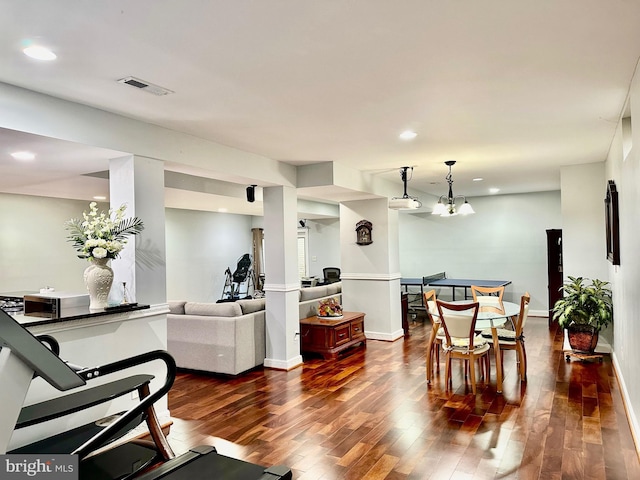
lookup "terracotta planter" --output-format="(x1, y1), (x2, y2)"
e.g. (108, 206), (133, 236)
(567, 324), (599, 353)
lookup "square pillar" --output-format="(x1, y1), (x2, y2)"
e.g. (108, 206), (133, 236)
(340, 198), (403, 341)
(262, 185), (303, 370)
(109, 155), (167, 306)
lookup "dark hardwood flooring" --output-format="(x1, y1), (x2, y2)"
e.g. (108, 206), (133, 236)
(167, 317), (640, 479)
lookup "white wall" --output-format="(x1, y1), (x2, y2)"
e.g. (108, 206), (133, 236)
(0, 196), (257, 303)
(398, 191), (562, 310)
(165, 208), (254, 302)
(560, 162), (608, 281)
(606, 66), (640, 443)
(306, 218), (340, 279)
(0, 194), (98, 293)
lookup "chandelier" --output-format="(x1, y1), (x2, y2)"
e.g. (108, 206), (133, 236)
(432, 161), (475, 216)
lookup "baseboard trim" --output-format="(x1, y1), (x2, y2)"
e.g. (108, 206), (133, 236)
(264, 355), (303, 371)
(611, 351), (640, 459)
(365, 329), (404, 342)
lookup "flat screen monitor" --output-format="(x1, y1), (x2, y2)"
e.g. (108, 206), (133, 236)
(0, 309), (85, 391)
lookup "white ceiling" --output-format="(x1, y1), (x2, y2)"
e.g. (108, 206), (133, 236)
(2, 0), (640, 214)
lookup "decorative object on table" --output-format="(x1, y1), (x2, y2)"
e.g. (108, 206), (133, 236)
(65, 202), (144, 310)
(552, 276), (613, 355)
(431, 160), (475, 217)
(355, 220), (373, 245)
(605, 180), (620, 265)
(317, 297), (343, 318)
(122, 282), (130, 304)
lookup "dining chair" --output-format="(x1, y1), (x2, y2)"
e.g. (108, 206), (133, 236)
(471, 285), (505, 314)
(423, 289), (445, 383)
(480, 292), (530, 382)
(436, 300), (490, 395)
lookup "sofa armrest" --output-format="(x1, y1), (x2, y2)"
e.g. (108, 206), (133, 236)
(167, 312), (265, 375)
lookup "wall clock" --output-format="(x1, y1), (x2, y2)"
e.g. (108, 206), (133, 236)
(356, 220), (372, 245)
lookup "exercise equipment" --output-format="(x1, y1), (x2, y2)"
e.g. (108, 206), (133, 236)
(220, 253), (253, 301)
(0, 308), (291, 479)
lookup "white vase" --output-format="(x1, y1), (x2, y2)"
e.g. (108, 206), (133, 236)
(84, 258), (114, 310)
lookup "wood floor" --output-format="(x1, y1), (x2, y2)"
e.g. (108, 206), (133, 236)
(166, 317), (640, 479)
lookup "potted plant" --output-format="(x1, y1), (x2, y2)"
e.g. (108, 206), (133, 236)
(552, 276), (613, 353)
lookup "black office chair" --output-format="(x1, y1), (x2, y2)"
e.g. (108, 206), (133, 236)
(323, 267), (341, 284)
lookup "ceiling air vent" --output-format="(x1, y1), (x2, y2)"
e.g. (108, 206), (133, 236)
(117, 76), (174, 96)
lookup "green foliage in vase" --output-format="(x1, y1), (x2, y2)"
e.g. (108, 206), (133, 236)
(552, 276), (613, 331)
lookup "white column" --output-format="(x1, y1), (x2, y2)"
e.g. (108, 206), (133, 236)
(340, 198), (403, 341)
(262, 185), (302, 370)
(109, 155), (167, 306)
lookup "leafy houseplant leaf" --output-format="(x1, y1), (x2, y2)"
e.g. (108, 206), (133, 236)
(552, 276), (613, 332)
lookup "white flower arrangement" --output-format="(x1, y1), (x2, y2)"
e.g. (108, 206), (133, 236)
(65, 202), (144, 260)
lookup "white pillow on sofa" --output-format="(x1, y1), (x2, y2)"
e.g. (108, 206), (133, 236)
(300, 286), (329, 302)
(326, 282), (342, 295)
(184, 302), (242, 317)
(236, 298), (266, 314)
(168, 301), (187, 314)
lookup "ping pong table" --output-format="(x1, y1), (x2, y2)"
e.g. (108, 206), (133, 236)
(401, 273), (511, 304)
(426, 276), (511, 301)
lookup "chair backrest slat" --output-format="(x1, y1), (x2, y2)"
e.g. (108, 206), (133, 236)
(515, 293), (531, 336)
(436, 300), (479, 348)
(471, 285), (505, 314)
(423, 289), (438, 323)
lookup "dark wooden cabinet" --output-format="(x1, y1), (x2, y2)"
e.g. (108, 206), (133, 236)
(300, 311), (366, 359)
(546, 229), (563, 325)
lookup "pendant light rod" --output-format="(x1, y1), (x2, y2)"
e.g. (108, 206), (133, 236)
(445, 160), (455, 202)
(400, 166), (411, 198)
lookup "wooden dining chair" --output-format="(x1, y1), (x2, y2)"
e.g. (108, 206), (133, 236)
(480, 292), (530, 381)
(436, 300), (490, 395)
(471, 285), (505, 314)
(423, 289), (445, 383)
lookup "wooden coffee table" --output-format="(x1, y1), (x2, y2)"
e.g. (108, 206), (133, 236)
(299, 311), (366, 359)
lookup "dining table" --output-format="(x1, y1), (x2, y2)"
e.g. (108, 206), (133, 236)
(434, 300), (521, 394)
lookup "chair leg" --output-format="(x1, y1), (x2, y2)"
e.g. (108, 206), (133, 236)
(484, 353), (490, 382)
(519, 341), (528, 381)
(426, 338), (435, 383)
(469, 355), (477, 395)
(445, 354), (452, 391)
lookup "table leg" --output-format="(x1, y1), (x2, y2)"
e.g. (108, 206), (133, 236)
(491, 326), (503, 393)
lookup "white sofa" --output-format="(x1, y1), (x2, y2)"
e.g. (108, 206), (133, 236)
(167, 282), (342, 375)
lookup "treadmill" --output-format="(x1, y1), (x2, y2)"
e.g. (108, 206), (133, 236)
(0, 308), (292, 480)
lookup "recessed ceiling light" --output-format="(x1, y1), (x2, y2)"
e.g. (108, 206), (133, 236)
(23, 45), (57, 61)
(489, 188), (500, 194)
(473, 177), (483, 182)
(399, 130), (417, 140)
(93, 196), (107, 201)
(11, 151), (35, 160)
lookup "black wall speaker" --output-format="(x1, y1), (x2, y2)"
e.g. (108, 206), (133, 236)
(246, 185), (256, 202)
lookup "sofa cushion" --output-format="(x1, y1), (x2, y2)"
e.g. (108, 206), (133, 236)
(184, 302), (242, 317)
(237, 298), (266, 314)
(326, 282), (342, 295)
(168, 301), (187, 314)
(300, 285), (329, 302)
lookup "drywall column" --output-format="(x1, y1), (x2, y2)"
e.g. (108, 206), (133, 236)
(560, 162), (608, 281)
(262, 185), (303, 370)
(109, 155), (167, 306)
(340, 198), (403, 341)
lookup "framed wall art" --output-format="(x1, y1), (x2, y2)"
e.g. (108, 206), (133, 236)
(605, 180), (620, 265)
